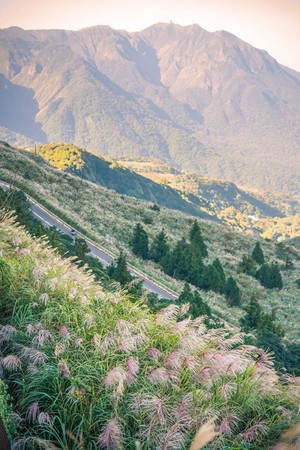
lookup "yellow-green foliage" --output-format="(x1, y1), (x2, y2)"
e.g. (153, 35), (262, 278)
(0, 215), (300, 449)
(35, 143), (84, 170)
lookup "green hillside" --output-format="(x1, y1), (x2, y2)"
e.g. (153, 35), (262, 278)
(30, 143), (215, 221)
(1, 214), (300, 448)
(0, 141), (300, 349)
(30, 144), (300, 242)
(117, 157), (300, 240)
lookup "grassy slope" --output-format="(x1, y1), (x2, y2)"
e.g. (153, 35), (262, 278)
(117, 158), (300, 240)
(30, 144), (300, 241)
(30, 143), (215, 221)
(1, 215), (300, 449)
(0, 142), (300, 343)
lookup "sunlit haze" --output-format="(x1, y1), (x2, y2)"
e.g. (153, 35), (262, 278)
(0, 0), (300, 71)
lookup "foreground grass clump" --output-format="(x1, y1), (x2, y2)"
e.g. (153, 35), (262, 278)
(0, 215), (300, 449)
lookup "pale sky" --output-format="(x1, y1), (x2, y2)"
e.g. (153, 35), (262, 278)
(1, 0), (300, 72)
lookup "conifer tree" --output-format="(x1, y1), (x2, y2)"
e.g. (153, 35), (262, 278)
(47, 227), (65, 253)
(200, 264), (222, 293)
(186, 246), (204, 286)
(130, 223), (149, 259)
(178, 282), (193, 303)
(108, 253), (132, 286)
(212, 258), (226, 293)
(166, 238), (190, 280)
(240, 296), (262, 332)
(255, 264), (269, 287)
(256, 263), (283, 289)
(190, 290), (212, 319)
(178, 283), (211, 319)
(269, 262), (283, 289)
(252, 241), (265, 265)
(189, 220), (208, 258)
(225, 276), (241, 307)
(238, 254), (257, 276)
(74, 237), (90, 262)
(150, 229), (169, 263)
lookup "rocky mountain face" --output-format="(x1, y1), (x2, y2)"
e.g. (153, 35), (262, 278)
(0, 23), (299, 193)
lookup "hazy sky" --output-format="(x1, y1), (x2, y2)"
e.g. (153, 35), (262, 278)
(1, 0), (300, 71)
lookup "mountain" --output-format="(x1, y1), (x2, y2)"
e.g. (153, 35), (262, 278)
(117, 157), (300, 240)
(1, 141), (300, 346)
(0, 23), (299, 194)
(28, 143), (214, 220)
(30, 143), (300, 240)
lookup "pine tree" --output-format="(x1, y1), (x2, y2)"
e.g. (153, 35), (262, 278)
(252, 241), (265, 265)
(74, 237), (90, 262)
(189, 220), (208, 258)
(47, 227), (65, 253)
(269, 262), (283, 289)
(256, 263), (283, 289)
(7, 190), (32, 226)
(130, 223), (149, 259)
(200, 264), (221, 293)
(108, 253), (132, 286)
(166, 238), (190, 280)
(186, 245), (204, 287)
(150, 229), (169, 263)
(190, 290), (211, 319)
(240, 296), (262, 332)
(258, 308), (284, 337)
(178, 283), (211, 319)
(238, 254), (257, 276)
(212, 258), (226, 293)
(178, 282), (193, 303)
(225, 276), (241, 307)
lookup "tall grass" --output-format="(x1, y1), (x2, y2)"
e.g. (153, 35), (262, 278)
(0, 214), (299, 448)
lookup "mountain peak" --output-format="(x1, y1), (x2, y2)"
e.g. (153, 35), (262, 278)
(0, 23), (299, 194)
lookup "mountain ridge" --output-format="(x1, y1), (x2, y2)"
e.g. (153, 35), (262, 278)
(0, 22), (299, 193)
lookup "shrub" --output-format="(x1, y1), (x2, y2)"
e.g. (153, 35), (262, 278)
(0, 380), (15, 440)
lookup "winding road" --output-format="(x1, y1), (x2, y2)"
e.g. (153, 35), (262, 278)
(0, 180), (178, 300)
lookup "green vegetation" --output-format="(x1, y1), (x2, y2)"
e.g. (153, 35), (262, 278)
(252, 241), (265, 265)
(240, 296), (300, 373)
(1, 216), (300, 448)
(32, 143), (214, 221)
(119, 157), (300, 241)
(130, 220), (240, 302)
(0, 141), (300, 349)
(130, 223), (149, 259)
(0, 380), (15, 440)
(225, 276), (241, 307)
(256, 263), (283, 290)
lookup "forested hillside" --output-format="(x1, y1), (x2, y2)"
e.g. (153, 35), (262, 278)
(0, 141), (300, 353)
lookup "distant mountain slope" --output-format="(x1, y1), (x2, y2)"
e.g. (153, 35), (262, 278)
(27, 143), (215, 220)
(117, 157), (300, 240)
(24, 143), (299, 241)
(0, 23), (300, 193)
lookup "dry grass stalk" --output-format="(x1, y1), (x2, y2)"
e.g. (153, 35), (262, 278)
(189, 417), (220, 450)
